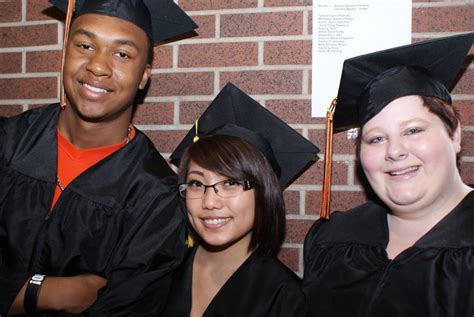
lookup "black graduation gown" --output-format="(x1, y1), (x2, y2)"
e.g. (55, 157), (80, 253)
(303, 191), (474, 317)
(0, 104), (186, 316)
(162, 247), (304, 316)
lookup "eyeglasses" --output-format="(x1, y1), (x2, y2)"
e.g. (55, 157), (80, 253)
(178, 179), (253, 199)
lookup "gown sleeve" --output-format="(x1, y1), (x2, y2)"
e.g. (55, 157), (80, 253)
(88, 181), (186, 316)
(0, 117), (31, 315)
(267, 278), (305, 317)
(303, 219), (324, 268)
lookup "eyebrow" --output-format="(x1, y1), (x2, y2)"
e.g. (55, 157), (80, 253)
(187, 170), (204, 177)
(72, 28), (140, 51)
(363, 117), (429, 136)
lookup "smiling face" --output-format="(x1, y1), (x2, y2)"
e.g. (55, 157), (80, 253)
(359, 95), (462, 215)
(185, 161), (256, 251)
(63, 13), (151, 124)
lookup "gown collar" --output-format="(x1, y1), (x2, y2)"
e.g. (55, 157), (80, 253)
(322, 191), (474, 249)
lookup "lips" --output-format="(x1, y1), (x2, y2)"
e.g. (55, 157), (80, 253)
(82, 82), (109, 94)
(78, 80), (113, 99)
(387, 166), (419, 176)
(201, 217), (231, 228)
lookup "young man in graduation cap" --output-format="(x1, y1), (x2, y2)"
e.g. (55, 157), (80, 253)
(303, 33), (473, 316)
(0, 0), (197, 316)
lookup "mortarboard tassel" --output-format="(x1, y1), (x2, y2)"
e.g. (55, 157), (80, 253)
(59, 0), (75, 110)
(186, 233), (195, 248)
(319, 98), (337, 220)
(193, 119), (200, 143)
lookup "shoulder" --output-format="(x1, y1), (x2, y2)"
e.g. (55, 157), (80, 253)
(305, 200), (388, 247)
(119, 128), (177, 185)
(417, 191), (474, 248)
(0, 104), (59, 161)
(2, 104), (58, 132)
(248, 253), (301, 287)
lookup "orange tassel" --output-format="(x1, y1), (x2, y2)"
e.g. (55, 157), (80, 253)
(59, 0), (75, 110)
(319, 98), (337, 220)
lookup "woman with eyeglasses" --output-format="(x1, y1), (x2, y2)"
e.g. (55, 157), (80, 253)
(161, 83), (319, 316)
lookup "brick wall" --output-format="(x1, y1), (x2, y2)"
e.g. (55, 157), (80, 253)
(0, 0), (473, 275)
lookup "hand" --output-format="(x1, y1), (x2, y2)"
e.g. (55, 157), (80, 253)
(42, 274), (107, 314)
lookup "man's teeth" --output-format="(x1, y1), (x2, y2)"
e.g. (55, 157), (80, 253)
(390, 166), (418, 176)
(84, 83), (107, 93)
(204, 218), (229, 225)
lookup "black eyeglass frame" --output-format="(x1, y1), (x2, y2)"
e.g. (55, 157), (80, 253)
(178, 179), (253, 199)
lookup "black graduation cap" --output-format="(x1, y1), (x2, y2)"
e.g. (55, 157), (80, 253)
(333, 32), (474, 132)
(170, 83), (320, 188)
(49, 0), (198, 43)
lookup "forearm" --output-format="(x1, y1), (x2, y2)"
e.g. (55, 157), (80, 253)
(7, 275), (107, 316)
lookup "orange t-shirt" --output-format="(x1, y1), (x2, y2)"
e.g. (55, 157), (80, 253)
(51, 126), (136, 208)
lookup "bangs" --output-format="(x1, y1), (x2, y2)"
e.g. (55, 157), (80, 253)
(186, 135), (256, 181)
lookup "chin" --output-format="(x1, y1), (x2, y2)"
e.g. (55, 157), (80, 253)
(202, 238), (235, 251)
(383, 191), (426, 209)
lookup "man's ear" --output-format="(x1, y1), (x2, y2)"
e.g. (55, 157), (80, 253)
(139, 64), (152, 90)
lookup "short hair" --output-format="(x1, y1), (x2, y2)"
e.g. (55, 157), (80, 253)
(356, 95), (462, 165)
(145, 36), (153, 65)
(177, 135), (286, 256)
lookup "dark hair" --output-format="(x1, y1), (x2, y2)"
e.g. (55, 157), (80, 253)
(356, 96), (461, 159)
(145, 37), (153, 65)
(178, 135), (286, 256)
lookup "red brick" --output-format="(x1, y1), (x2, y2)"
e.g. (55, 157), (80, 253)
(26, 103), (49, 110)
(26, 50), (61, 73)
(0, 77), (57, 99)
(277, 247), (300, 272)
(0, 24), (57, 48)
(133, 102), (174, 125)
(266, 100), (323, 124)
(179, 101), (210, 124)
(0, 53), (22, 73)
(309, 69), (312, 94)
(286, 219), (314, 243)
(179, 43), (258, 67)
(354, 163), (370, 187)
(0, 0), (21, 23)
(220, 70), (303, 94)
(180, 0), (257, 11)
(452, 68), (473, 95)
(221, 12), (304, 37)
(306, 190), (368, 215)
(265, 40), (311, 65)
(460, 161), (474, 185)
(308, 10), (312, 35)
(309, 128), (358, 155)
(147, 72), (214, 97)
(284, 190), (300, 214)
(191, 15), (216, 39)
(152, 46), (173, 69)
(413, 7), (474, 33)
(293, 158), (320, 185)
(460, 131), (474, 156)
(265, 0), (312, 7)
(294, 160), (348, 186)
(144, 130), (187, 153)
(27, 0), (58, 21)
(0, 105), (23, 117)
(455, 100), (474, 126)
